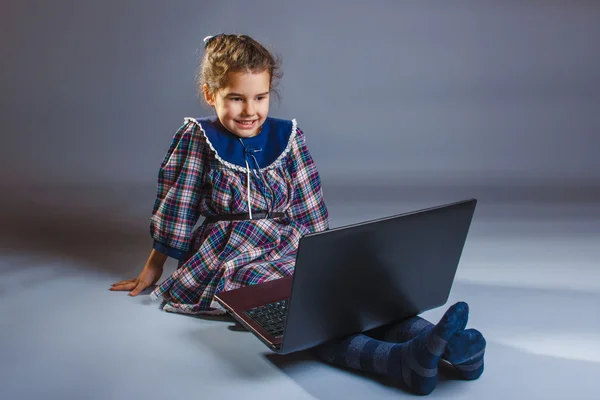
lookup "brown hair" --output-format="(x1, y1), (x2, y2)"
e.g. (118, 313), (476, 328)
(196, 34), (283, 104)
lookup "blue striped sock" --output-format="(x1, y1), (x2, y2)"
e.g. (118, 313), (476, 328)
(313, 302), (468, 395)
(377, 314), (486, 380)
(444, 328), (486, 380)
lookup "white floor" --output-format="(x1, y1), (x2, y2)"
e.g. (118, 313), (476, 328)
(1, 185), (599, 399)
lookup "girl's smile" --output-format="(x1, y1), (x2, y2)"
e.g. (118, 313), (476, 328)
(234, 119), (258, 129)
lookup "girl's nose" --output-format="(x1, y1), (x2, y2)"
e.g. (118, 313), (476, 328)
(243, 101), (255, 116)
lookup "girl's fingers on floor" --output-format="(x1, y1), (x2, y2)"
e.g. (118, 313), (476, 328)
(110, 281), (138, 291)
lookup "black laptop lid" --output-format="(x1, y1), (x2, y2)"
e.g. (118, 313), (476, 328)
(279, 199), (477, 354)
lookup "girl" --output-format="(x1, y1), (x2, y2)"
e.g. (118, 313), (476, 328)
(110, 33), (486, 396)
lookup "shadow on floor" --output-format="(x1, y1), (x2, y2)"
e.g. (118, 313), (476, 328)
(0, 186), (173, 278)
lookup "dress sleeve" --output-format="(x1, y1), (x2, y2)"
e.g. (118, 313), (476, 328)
(286, 127), (330, 233)
(150, 121), (207, 260)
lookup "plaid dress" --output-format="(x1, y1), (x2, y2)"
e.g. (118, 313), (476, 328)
(149, 116), (329, 314)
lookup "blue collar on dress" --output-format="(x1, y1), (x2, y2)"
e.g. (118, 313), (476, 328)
(195, 116), (294, 169)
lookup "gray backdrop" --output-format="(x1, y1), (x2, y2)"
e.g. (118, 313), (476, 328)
(1, 0), (599, 197)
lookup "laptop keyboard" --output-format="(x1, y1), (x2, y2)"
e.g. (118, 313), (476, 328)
(244, 299), (289, 338)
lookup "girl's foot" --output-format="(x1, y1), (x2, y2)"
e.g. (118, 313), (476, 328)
(391, 301), (469, 395)
(444, 328), (486, 380)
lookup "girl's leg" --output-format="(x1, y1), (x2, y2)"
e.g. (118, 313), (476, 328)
(312, 302), (468, 396)
(368, 315), (486, 380)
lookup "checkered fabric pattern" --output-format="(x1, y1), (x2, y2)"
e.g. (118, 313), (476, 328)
(149, 119), (329, 314)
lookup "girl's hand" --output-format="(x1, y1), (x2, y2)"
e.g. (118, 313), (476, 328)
(110, 263), (164, 296)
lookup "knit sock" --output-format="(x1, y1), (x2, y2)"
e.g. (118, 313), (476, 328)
(312, 302), (468, 395)
(443, 328), (486, 380)
(374, 314), (485, 380)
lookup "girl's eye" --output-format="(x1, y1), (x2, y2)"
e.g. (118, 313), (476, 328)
(231, 97), (243, 102)
(256, 96), (266, 101)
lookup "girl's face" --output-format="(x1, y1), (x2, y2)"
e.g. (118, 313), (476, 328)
(204, 70), (271, 138)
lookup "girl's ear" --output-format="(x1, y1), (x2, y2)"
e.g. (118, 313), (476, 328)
(203, 84), (216, 106)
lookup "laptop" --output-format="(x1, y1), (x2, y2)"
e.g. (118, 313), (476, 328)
(214, 198), (477, 354)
